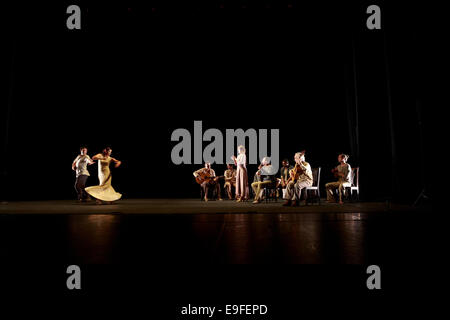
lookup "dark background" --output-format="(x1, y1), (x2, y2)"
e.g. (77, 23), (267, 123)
(1, 1), (430, 201)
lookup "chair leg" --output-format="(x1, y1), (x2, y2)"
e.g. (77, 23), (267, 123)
(357, 188), (360, 201)
(317, 189), (321, 205)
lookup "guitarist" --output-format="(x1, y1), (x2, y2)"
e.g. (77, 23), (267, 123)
(282, 151), (313, 207)
(193, 162), (223, 202)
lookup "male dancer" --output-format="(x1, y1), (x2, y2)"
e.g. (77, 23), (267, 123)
(72, 146), (94, 202)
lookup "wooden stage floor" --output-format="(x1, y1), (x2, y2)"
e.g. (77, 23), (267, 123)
(0, 198), (429, 266)
(0, 198), (421, 215)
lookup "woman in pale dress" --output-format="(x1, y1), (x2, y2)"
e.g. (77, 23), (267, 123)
(231, 145), (249, 202)
(85, 147), (122, 204)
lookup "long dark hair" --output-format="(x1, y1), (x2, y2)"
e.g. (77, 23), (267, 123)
(102, 147), (112, 156)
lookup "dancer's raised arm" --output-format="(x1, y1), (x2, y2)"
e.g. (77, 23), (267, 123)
(87, 155), (95, 165)
(92, 153), (103, 161)
(111, 157), (122, 168)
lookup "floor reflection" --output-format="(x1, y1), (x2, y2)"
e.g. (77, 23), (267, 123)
(276, 214), (323, 264)
(67, 214), (120, 264)
(0, 211), (415, 264)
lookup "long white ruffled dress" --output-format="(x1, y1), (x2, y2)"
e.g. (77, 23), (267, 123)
(85, 156), (122, 201)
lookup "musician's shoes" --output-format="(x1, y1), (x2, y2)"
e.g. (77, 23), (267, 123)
(236, 198), (242, 202)
(253, 199), (260, 204)
(282, 200), (291, 206)
(204, 198), (209, 202)
(291, 201), (299, 207)
(218, 198), (223, 201)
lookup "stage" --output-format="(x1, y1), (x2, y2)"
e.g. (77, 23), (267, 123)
(0, 1), (432, 308)
(0, 198), (422, 215)
(0, 199), (427, 265)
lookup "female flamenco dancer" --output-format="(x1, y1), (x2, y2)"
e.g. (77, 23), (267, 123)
(85, 147), (122, 204)
(231, 145), (249, 202)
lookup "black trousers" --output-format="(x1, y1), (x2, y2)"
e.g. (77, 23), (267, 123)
(74, 174), (89, 200)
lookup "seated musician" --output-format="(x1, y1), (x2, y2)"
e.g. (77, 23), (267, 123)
(283, 151), (313, 207)
(251, 157), (277, 204)
(193, 162), (223, 202)
(250, 170), (262, 200)
(224, 164), (236, 200)
(325, 154), (352, 204)
(276, 159), (293, 196)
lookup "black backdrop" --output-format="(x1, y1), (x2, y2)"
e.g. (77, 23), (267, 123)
(1, 1), (429, 201)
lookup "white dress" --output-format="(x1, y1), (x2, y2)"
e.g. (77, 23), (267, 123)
(235, 153), (249, 199)
(85, 156), (122, 201)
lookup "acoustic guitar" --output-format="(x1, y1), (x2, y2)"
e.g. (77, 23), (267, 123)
(286, 163), (305, 184)
(195, 171), (224, 185)
(286, 150), (306, 183)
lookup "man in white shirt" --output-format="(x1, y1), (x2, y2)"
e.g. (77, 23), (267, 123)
(72, 146), (94, 202)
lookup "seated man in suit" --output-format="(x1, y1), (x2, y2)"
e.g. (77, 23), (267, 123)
(325, 154), (352, 204)
(251, 157), (277, 204)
